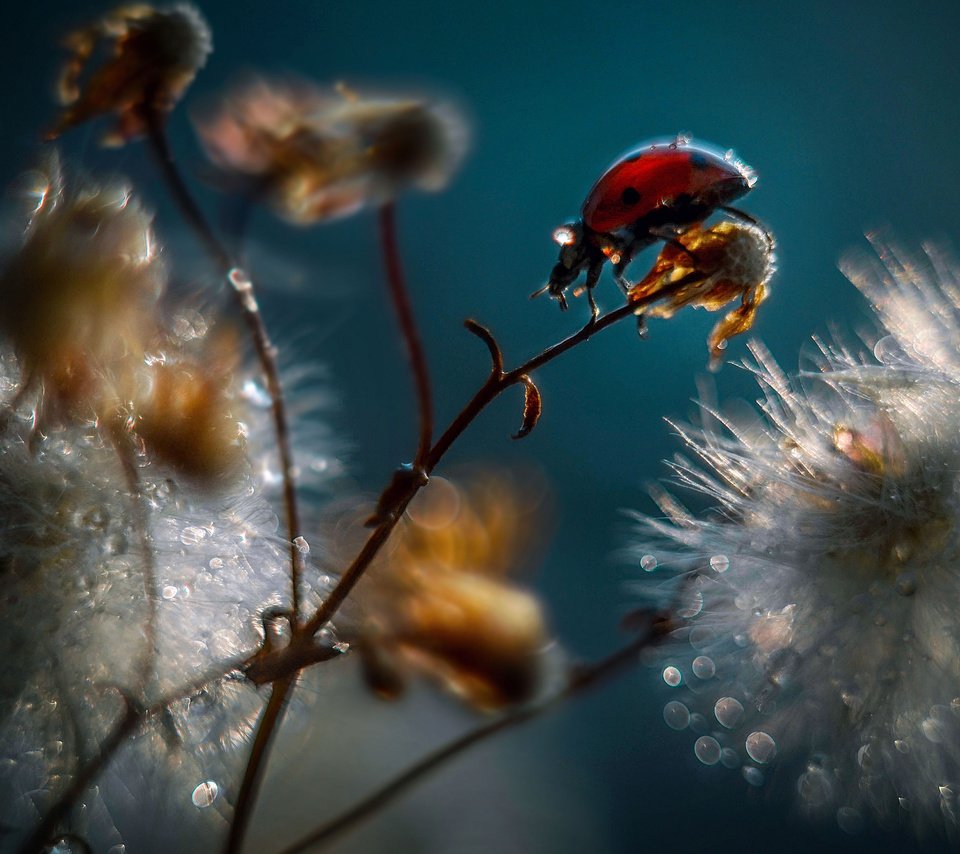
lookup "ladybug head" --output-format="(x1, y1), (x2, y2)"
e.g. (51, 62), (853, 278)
(540, 222), (588, 308)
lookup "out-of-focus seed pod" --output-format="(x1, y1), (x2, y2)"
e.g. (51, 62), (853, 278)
(353, 472), (551, 711)
(0, 155), (163, 425)
(195, 78), (468, 224)
(134, 328), (245, 482)
(49, 3), (212, 145)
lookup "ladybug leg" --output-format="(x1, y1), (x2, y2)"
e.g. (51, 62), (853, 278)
(584, 262), (602, 320)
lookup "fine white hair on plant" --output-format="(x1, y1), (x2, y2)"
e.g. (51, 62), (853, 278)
(632, 237), (960, 842)
(0, 165), (344, 849)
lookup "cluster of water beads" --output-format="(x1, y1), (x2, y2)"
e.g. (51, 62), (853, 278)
(649, 552), (781, 788)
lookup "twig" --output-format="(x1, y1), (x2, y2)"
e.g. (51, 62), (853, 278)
(278, 610), (672, 853)
(225, 675), (297, 854)
(140, 106), (306, 625)
(378, 202), (433, 465)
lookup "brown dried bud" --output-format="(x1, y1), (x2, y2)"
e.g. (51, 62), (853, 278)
(0, 155), (163, 424)
(134, 328), (245, 482)
(49, 4), (212, 145)
(354, 472), (551, 711)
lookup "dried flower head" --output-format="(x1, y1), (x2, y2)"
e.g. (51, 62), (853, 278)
(0, 155), (163, 424)
(630, 220), (775, 370)
(134, 327), (246, 481)
(49, 3), (212, 145)
(195, 78), (468, 223)
(354, 472), (550, 711)
(634, 239), (960, 841)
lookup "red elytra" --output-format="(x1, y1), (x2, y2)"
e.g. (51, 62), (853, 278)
(582, 140), (752, 234)
(538, 136), (757, 316)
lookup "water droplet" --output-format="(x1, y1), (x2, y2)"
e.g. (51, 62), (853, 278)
(836, 806), (864, 835)
(710, 554), (730, 573)
(663, 701), (690, 730)
(640, 554), (658, 572)
(714, 697), (744, 728)
(192, 780), (219, 808)
(922, 717), (948, 743)
(180, 526), (207, 546)
(720, 748), (740, 769)
(798, 767), (834, 808)
(209, 557), (224, 569)
(745, 731), (777, 763)
(294, 535), (310, 555)
(662, 666), (682, 687)
(42, 836), (92, 854)
(688, 713), (709, 735)
(692, 655), (715, 679)
(895, 739), (910, 753)
(895, 571), (918, 596)
(694, 736), (721, 765)
(162, 586), (177, 600)
(742, 766), (764, 787)
(677, 590), (704, 618)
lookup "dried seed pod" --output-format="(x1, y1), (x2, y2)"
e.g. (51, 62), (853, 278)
(49, 3), (212, 145)
(195, 77), (468, 224)
(0, 155), (163, 424)
(354, 472), (551, 710)
(629, 220), (776, 369)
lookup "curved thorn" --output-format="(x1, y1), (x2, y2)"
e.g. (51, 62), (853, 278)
(464, 318), (504, 375)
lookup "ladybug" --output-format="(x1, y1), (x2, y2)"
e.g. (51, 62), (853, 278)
(536, 136), (757, 316)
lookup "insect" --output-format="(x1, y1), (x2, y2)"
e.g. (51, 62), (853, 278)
(535, 136), (758, 317)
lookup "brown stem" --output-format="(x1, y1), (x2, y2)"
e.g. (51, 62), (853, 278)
(277, 611), (670, 853)
(378, 202), (433, 465)
(140, 108), (305, 625)
(225, 674), (297, 854)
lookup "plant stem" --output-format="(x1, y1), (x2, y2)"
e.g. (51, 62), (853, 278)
(225, 674), (297, 854)
(140, 108), (305, 625)
(378, 202), (433, 465)
(278, 611), (670, 853)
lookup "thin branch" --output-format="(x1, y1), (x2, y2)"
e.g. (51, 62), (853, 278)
(225, 674), (297, 854)
(278, 610), (672, 853)
(378, 202), (434, 465)
(140, 107), (305, 625)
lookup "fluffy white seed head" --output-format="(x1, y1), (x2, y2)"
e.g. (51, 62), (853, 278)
(634, 239), (960, 840)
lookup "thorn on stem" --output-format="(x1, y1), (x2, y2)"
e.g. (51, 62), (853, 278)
(464, 318), (504, 375)
(512, 375), (542, 440)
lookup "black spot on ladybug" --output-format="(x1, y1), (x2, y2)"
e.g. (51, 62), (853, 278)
(620, 186), (641, 206)
(688, 151), (710, 170)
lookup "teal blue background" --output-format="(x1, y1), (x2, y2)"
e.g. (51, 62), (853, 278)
(4, 2), (960, 851)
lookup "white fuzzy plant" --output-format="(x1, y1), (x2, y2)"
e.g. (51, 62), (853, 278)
(636, 238), (960, 842)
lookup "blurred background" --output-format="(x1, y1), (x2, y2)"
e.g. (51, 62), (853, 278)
(4, 1), (960, 851)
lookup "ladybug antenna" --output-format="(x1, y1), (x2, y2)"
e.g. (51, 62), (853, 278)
(529, 283), (551, 300)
